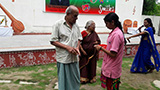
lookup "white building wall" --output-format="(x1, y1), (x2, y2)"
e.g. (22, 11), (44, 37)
(116, 0), (144, 27)
(0, 0), (144, 33)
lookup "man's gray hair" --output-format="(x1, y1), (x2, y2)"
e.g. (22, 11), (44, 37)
(85, 20), (94, 29)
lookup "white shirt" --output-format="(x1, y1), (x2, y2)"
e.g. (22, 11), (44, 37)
(50, 20), (82, 63)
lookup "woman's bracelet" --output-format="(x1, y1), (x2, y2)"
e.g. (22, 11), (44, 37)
(100, 46), (102, 50)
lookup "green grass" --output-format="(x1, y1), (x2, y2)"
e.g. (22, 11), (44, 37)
(0, 58), (159, 90)
(97, 59), (103, 67)
(0, 86), (10, 90)
(120, 83), (139, 90)
(0, 63), (57, 90)
(80, 88), (86, 90)
(18, 85), (44, 90)
(122, 57), (134, 69)
(95, 57), (160, 90)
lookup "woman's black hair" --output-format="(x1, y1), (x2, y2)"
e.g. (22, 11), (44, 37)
(104, 12), (127, 44)
(144, 18), (155, 34)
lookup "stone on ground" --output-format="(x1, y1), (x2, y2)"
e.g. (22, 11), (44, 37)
(153, 80), (160, 89)
(54, 82), (58, 89)
(0, 80), (11, 83)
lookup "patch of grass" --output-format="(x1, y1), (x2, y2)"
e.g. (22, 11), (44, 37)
(0, 68), (15, 74)
(0, 86), (10, 90)
(120, 83), (138, 90)
(97, 59), (103, 67)
(0, 63), (57, 89)
(80, 88), (86, 90)
(41, 70), (57, 77)
(88, 76), (101, 86)
(38, 82), (47, 88)
(17, 65), (40, 72)
(0, 63), (56, 75)
(0, 83), (5, 85)
(18, 85), (44, 90)
(138, 84), (148, 90)
(30, 73), (50, 85)
(0, 57), (159, 90)
(122, 57), (133, 69)
(17, 63), (56, 72)
(14, 79), (21, 84)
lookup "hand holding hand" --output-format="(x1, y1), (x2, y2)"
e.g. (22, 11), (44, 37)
(94, 45), (102, 51)
(94, 41), (98, 45)
(75, 48), (81, 56)
(66, 46), (79, 55)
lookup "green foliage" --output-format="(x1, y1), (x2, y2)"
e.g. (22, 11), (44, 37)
(142, 0), (160, 16)
(155, 3), (160, 15)
(142, 0), (156, 15)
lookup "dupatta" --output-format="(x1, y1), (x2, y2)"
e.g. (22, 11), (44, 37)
(144, 27), (160, 71)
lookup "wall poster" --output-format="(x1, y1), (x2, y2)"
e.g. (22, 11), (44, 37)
(46, 0), (116, 15)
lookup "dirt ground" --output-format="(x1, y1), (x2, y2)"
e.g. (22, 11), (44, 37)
(0, 63), (160, 90)
(0, 66), (103, 90)
(79, 68), (160, 90)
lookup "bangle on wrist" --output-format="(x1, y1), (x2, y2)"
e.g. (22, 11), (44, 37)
(100, 46), (102, 50)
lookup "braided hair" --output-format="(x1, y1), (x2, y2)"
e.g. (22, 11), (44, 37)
(104, 12), (127, 44)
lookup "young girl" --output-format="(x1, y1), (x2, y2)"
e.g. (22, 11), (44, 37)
(94, 13), (125, 90)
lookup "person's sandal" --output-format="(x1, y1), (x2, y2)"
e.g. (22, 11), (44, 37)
(81, 81), (87, 84)
(90, 79), (96, 83)
(148, 68), (154, 73)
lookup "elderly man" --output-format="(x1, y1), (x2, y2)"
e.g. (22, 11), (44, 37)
(50, 5), (82, 90)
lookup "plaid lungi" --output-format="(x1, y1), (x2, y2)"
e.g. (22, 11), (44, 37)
(100, 73), (120, 90)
